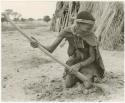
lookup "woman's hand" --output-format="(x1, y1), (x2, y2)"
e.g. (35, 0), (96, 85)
(70, 64), (81, 75)
(30, 41), (39, 48)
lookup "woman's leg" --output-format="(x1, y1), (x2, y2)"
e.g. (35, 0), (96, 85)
(65, 74), (78, 88)
(79, 64), (99, 88)
(64, 56), (79, 88)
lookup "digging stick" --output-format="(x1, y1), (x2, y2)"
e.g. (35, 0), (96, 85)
(3, 13), (108, 92)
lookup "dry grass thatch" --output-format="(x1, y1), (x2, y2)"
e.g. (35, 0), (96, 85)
(50, 1), (124, 50)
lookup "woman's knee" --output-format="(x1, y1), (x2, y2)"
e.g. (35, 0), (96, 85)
(65, 81), (73, 88)
(65, 75), (76, 88)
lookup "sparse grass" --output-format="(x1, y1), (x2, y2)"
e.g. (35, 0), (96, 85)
(1, 21), (49, 31)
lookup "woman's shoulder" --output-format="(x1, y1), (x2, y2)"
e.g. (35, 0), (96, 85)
(81, 32), (99, 47)
(59, 26), (73, 37)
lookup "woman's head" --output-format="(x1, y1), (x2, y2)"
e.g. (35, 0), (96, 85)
(75, 11), (95, 32)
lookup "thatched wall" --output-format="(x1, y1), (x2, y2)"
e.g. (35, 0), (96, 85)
(50, 1), (124, 50)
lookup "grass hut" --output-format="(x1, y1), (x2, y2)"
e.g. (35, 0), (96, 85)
(50, 1), (124, 50)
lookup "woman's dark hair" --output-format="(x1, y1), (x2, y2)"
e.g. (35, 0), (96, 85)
(77, 11), (95, 21)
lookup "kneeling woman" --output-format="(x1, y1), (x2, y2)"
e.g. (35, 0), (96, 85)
(30, 11), (105, 88)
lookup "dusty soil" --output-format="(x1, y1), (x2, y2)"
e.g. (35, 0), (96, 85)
(1, 26), (124, 102)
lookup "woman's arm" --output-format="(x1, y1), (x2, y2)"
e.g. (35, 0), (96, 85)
(30, 31), (65, 53)
(45, 35), (64, 53)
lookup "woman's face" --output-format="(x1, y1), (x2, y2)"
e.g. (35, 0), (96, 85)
(76, 22), (92, 32)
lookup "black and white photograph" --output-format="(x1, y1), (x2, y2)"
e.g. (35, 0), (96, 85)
(1, 0), (124, 102)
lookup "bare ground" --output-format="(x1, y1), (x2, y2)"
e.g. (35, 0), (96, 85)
(1, 26), (124, 102)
